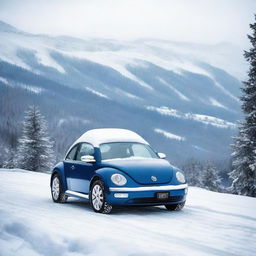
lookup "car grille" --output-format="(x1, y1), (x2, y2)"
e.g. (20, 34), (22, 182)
(132, 196), (183, 204)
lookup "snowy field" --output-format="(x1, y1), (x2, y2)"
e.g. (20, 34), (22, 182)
(0, 169), (255, 256)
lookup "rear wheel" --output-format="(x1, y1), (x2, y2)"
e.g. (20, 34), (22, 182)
(90, 180), (112, 214)
(165, 202), (185, 211)
(51, 174), (67, 203)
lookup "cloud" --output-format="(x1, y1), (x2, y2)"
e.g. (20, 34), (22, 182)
(0, 0), (255, 47)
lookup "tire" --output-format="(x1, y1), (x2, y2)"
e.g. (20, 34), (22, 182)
(90, 180), (112, 214)
(165, 202), (185, 211)
(51, 173), (67, 203)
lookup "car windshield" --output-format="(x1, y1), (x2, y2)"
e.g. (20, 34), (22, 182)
(100, 142), (158, 161)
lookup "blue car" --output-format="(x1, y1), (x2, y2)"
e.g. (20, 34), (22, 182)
(50, 128), (188, 214)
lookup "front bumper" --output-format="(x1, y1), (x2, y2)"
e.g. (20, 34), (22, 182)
(106, 184), (188, 206)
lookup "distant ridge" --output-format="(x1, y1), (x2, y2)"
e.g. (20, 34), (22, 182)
(0, 20), (21, 33)
(0, 20), (243, 163)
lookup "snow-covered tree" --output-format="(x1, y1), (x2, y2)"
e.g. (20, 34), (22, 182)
(182, 158), (202, 186)
(201, 161), (222, 192)
(2, 147), (16, 168)
(16, 106), (55, 172)
(229, 16), (256, 197)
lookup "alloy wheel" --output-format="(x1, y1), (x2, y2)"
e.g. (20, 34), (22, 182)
(92, 184), (104, 210)
(52, 176), (60, 200)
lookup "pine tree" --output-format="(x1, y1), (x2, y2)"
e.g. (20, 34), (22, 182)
(229, 16), (256, 197)
(3, 147), (16, 168)
(16, 106), (55, 172)
(2, 129), (18, 169)
(201, 161), (222, 192)
(182, 158), (202, 186)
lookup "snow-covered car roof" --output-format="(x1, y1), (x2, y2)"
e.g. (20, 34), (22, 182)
(72, 128), (149, 148)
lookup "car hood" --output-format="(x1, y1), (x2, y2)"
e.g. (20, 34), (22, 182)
(101, 158), (174, 184)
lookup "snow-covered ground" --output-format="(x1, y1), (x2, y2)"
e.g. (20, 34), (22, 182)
(0, 169), (255, 256)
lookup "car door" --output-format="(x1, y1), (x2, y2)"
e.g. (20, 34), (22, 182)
(65, 142), (96, 194)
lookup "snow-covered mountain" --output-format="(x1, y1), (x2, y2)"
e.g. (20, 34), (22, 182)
(0, 21), (244, 163)
(0, 169), (255, 256)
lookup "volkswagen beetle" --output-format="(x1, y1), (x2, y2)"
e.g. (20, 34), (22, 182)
(50, 128), (188, 214)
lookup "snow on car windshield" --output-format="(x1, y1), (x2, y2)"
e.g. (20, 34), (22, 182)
(100, 142), (158, 161)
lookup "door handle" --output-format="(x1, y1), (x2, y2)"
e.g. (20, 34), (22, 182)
(71, 165), (75, 170)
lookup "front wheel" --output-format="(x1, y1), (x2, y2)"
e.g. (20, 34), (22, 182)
(90, 180), (112, 214)
(51, 174), (67, 203)
(165, 202), (185, 211)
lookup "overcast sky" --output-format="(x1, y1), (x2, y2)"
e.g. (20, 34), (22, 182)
(0, 0), (255, 48)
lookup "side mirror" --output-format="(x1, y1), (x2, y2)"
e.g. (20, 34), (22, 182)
(81, 155), (96, 163)
(157, 152), (166, 159)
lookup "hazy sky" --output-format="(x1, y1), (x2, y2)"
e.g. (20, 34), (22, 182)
(0, 0), (255, 47)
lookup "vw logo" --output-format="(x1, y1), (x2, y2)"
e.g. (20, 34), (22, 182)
(151, 176), (157, 182)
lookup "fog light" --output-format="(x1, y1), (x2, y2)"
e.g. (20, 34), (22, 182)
(114, 193), (129, 198)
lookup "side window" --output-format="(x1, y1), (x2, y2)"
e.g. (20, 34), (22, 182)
(66, 145), (78, 160)
(76, 143), (94, 161)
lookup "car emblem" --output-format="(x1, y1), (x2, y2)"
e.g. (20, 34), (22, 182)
(151, 176), (157, 182)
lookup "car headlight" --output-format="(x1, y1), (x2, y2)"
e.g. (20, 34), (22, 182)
(111, 174), (127, 186)
(176, 171), (185, 183)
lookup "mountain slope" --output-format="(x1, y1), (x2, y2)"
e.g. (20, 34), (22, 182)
(0, 169), (255, 256)
(0, 21), (243, 164)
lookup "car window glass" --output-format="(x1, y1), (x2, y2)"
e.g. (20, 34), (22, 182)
(101, 143), (131, 160)
(66, 145), (78, 160)
(100, 142), (157, 160)
(131, 144), (154, 158)
(76, 143), (94, 161)
(100, 144), (111, 153)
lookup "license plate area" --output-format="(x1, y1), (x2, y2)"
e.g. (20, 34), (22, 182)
(156, 192), (169, 200)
